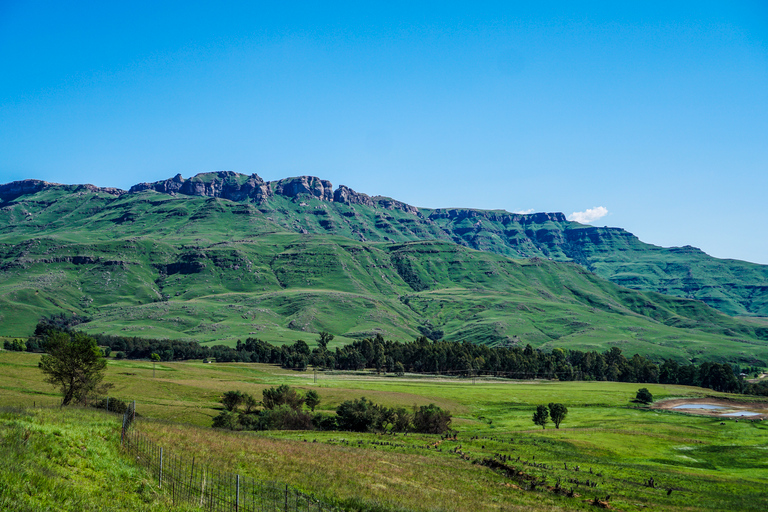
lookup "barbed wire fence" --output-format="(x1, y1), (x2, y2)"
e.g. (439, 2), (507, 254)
(121, 402), (337, 512)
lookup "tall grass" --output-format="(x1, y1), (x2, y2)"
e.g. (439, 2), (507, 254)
(0, 407), (198, 511)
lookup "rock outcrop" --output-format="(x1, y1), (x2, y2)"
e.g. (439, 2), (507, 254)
(0, 179), (125, 203)
(372, 196), (420, 215)
(130, 171), (272, 203)
(333, 185), (374, 206)
(272, 176), (334, 202)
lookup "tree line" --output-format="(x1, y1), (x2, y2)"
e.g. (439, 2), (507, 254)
(26, 319), (768, 396)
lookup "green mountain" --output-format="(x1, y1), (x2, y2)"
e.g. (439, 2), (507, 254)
(1, 172), (766, 364)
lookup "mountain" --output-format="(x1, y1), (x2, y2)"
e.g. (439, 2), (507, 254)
(0, 172), (766, 364)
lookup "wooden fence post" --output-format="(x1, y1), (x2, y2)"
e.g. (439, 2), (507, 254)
(159, 447), (163, 488)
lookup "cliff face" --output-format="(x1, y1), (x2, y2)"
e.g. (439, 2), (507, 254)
(130, 171), (272, 203)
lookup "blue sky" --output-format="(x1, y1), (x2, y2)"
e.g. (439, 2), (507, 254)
(1, 1), (766, 263)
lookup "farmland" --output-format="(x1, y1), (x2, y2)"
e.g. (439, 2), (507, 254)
(2, 350), (766, 511)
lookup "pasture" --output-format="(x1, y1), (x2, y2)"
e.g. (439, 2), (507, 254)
(1, 350), (767, 511)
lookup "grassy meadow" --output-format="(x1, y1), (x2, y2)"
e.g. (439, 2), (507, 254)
(2, 349), (767, 511)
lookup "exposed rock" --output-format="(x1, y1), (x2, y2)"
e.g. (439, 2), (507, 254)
(372, 196), (420, 215)
(273, 176), (333, 201)
(0, 179), (125, 203)
(334, 185), (374, 206)
(428, 208), (566, 224)
(130, 171), (272, 203)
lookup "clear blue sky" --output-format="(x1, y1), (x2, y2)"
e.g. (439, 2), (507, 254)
(1, 1), (766, 263)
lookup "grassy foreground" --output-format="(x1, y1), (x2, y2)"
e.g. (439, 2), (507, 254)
(0, 406), (199, 511)
(1, 350), (767, 511)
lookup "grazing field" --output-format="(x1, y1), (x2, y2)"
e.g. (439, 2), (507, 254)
(1, 350), (767, 511)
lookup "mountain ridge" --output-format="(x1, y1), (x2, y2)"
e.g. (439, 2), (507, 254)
(2, 171), (767, 319)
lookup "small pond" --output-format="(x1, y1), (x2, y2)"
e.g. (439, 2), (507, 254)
(673, 404), (724, 410)
(721, 411), (760, 417)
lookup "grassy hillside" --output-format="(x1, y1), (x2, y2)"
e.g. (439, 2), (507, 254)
(0, 405), (199, 511)
(2, 351), (767, 511)
(1, 185), (767, 363)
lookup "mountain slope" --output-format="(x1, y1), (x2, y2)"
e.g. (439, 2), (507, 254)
(122, 172), (768, 317)
(1, 177), (766, 364)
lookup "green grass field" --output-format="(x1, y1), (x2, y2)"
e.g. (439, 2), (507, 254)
(2, 350), (767, 511)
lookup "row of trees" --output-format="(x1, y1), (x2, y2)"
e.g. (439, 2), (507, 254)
(212, 385), (452, 434)
(28, 319), (765, 396)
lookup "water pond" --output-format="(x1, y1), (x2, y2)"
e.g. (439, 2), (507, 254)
(673, 404), (724, 410)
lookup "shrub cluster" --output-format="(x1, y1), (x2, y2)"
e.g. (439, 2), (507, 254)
(212, 385), (451, 434)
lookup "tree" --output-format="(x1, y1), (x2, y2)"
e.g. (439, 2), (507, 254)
(394, 361), (405, 377)
(635, 388), (653, 404)
(262, 385), (305, 410)
(221, 390), (245, 411)
(533, 404), (549, 429)
(548, 402), (568, 429)
(305, 390), (321, 412)
(39, 330), (107, 406)
(151, 352), (160, 377)
(317, 331), (334, 350)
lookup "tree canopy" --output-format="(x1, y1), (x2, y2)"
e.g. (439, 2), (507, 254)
(548, 402), (568, 429)
(533, 404), (549, 429)
(38, 330), (107, 406)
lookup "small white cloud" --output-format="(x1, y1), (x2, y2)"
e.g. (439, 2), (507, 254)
(513, 208), (535, 214)
(568, 206), (608, 224)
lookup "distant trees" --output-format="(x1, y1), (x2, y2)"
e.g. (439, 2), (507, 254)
(32, 319), (761, 397)
(548, 403), (568, 429)
(38, 329), (107, 406)
(532, 405), (549, 429)
(3, 339), (26, 351)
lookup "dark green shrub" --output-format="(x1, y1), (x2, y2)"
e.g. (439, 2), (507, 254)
(413, 404), (451, 434)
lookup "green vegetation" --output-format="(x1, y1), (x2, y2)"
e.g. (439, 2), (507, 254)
(533, 404), (549, 429)
(1, 178), (767, 365)
(547, 403), (568, 429)
(0, 407), (195, 511)
(2, 351), (768, 511)
(636, 387), (654, 404)
(38, 330), (107, 406)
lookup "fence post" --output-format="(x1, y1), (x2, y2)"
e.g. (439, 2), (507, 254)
(159, 447), (163, 488)
(236, 474), (240, 512)
(285, 484), (289, 512)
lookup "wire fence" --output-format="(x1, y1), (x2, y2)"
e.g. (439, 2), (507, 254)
(121, 402), (336, 512)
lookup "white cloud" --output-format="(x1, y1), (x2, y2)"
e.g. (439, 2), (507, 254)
(513, 208), (535, 214)
(568, 206), (608, 224)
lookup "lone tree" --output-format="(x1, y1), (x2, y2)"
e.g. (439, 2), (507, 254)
(533, 404), (549, 429)
(305, 389), (321, 412)
(636, 388), (653, 404)
(39, 330), (107, 406)
(548, 402), (568, 429)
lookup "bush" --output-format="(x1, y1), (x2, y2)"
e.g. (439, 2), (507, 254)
(258, 405), (314, 430)
(413, 404), (451, 434)
(636, 388), (653, 404)
(335, 397), (383, 432)
(263, 385), (305, 410)
(212, 410), (238, 430)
